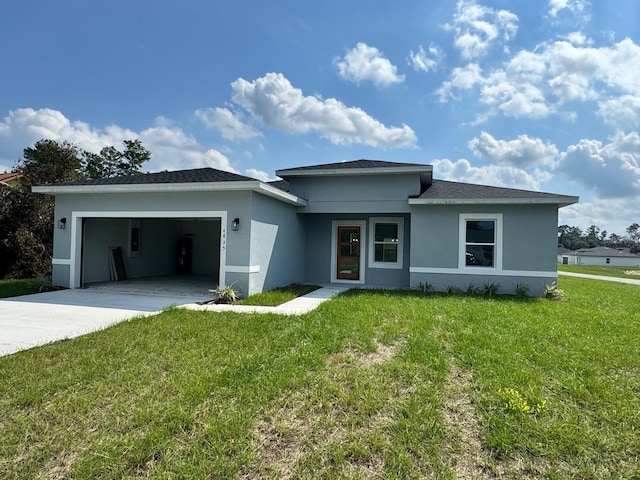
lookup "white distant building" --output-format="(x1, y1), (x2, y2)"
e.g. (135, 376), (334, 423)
(558, 246), (640, 267)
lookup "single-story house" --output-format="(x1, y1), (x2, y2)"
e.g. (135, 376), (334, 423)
(559, 246), (640, 267)
(0, 172), (23, 188)
(33, 160), (578, 296)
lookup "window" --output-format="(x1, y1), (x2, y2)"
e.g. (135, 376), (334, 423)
(459, 214), (502, 270)
(368, 217), (404, 269)
(606, 257), (610, 264)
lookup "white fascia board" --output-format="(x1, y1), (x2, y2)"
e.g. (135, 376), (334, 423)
(254, 182), (307, 206)
(276, 166), (432, 177)
(408, 196), (579, 207)
(33, 181), (306, 206)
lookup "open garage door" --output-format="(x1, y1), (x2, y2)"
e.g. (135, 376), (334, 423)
(68, 211), (228, 291)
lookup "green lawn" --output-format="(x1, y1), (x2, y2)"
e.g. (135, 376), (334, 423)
(558, 263), (640, 279)
(236, 283), (320, 306)
(1, 278), (639, 478)
(0, 278), (44, 298)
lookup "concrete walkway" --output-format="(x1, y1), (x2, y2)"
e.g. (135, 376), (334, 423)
(559, 271), (640, 285)
(0, 287), (346, 357)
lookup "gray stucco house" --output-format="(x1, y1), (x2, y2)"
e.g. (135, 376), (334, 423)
(33, 160), (578, 296)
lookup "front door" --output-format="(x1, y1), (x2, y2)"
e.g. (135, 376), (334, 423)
(337, 226), (361, 280)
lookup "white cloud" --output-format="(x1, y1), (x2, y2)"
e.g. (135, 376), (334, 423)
(195, 107), (262, 141)
(444, 0), (518, 60)
(431, 158), (544, 191)
(548, 0), (590, 17)
(556, 131), (640, 198)
(230, 72), (416, 148)
(334, 42), (404, 86)
(469, 131), (559, 168)
(408, 44), (442, 73)
(0, 107), (237, 174)
(559, 197), (638, 236)
(436, 63), (485, 101)
(598, 95), (640, 128)
(437, 36), (640, 125)
(245, 168), (274, 182)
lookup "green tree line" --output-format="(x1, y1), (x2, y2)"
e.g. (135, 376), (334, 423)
(558, 223), (640, 253)
(0, 139), (150, 279)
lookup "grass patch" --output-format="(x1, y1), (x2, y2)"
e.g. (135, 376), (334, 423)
(1, 278), (639, 478)
(236, 283), (320, 306)
(559, 264), (640, 279)
(0, 278), (43, 298)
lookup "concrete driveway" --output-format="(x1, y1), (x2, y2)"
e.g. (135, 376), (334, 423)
(0, 289), (205, 357)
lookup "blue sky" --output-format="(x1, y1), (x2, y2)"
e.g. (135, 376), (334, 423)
(1, 0), (639, 235)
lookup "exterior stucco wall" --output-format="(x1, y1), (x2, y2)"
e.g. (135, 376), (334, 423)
(50, 190), (251, 291)
(409, 203), (559, 295)
(577, 256), (640, 267)
(287, 175), (419, 214)
(247, 192), (305, 295)
(303, 213), (411, 288)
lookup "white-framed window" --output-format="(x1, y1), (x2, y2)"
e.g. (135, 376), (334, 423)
(459, 214), (503, 270)
(368, 217), (404, 269)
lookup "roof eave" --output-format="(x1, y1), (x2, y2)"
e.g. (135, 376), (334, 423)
(408, 196), (579, 207)
(32, 181), (307, 207)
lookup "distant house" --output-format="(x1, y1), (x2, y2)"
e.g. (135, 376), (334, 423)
(33, 160), (578, 296)
(559, 246), (640, 267)
(0, 172), (23, 188)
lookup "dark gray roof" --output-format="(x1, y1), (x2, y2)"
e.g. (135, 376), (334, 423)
(268, 179), (290, 192)
(575, 247), (640, 258)
(417, 180), (574, 201)
(49, 168), (256, 186)
(277, 159), (428, 173)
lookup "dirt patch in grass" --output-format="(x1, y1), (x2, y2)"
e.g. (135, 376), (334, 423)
(45, 451), (79, 480)
(241, 339), (405, 479)
(441, 364), (500, 479)
(624, 270), (640, 276)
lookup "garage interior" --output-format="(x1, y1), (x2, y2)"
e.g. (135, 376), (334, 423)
(81, 217), (221, 298)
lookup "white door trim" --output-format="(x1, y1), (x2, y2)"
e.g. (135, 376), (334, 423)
(70, 210), (227, 288)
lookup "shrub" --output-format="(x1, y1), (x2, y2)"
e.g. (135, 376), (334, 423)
(210, 282), (240, 304)
(544, 282), (566, 301)
(415, 281), (434, 295)
(514, 283), (530, 297)
(480, 281), (500, 296)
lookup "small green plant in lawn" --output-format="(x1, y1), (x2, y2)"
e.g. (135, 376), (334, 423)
(497, 387), (547, 415)
(544, 282), (566, 301)
(29, 275), (53, 293)
(480, 281), (500, 296)
(446, 284), (463, 295)
(466, 282), (479, 295)
(210, 282), (240, 303)
(514, 282), (530, 297)
(415, 281), (434, 295)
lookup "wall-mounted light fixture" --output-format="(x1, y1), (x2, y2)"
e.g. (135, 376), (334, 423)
(57, 217), (67, 229)
(231, 218), (240, 231)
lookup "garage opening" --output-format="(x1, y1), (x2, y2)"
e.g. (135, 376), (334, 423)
(80, 217), (222, 297)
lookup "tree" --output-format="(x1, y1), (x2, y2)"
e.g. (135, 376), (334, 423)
(0, 140), (82, 278)
(80, 139), (151, 179)
(627, 223), (640, 253)
(558, 225), (587, 250)
(0, 139), (151, 279)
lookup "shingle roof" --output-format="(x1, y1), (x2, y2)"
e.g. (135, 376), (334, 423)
(417, 180), (575, 201)
(49, 168), (256, 186)
(277, 159), (429, 174)
(575, 247), (640, 258)
(268, 179), (290, 192)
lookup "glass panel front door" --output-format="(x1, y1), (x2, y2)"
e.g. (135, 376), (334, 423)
(337, 226), (360, 280)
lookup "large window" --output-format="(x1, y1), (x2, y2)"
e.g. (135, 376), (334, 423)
(368, 217), (404, 269)
(459, 214), (502, 269)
